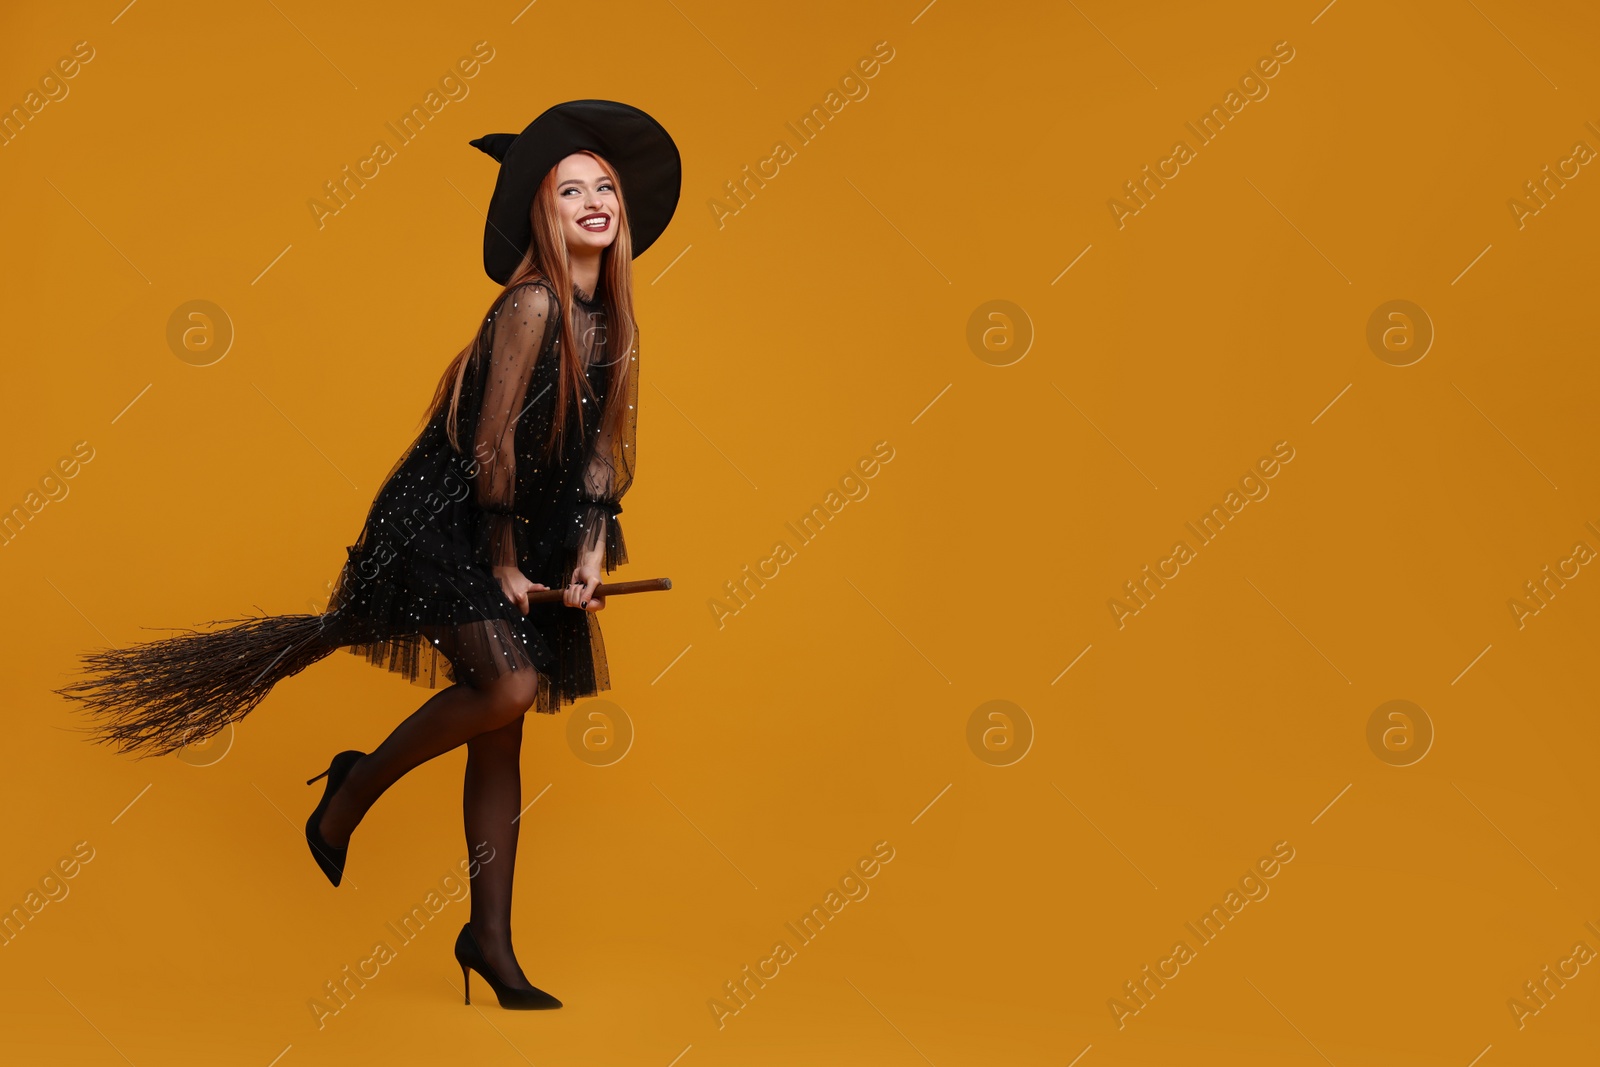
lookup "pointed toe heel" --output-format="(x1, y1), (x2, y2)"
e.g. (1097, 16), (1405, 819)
(304, 749), (364, 887)
(453, 922), (562, 1010)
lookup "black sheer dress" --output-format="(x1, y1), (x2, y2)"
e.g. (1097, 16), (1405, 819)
(56, 278), (638, 755)
(322, 279), (637, 713)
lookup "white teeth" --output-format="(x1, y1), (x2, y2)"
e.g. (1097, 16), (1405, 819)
(581, 217), (607, 228)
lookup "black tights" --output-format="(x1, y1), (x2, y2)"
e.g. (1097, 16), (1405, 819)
(318, 636), (544, 990)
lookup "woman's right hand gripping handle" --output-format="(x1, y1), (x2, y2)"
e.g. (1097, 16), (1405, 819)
(494, 565), (547, 616)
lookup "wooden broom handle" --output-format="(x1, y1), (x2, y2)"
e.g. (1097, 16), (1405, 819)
(524, 577), (672, 605)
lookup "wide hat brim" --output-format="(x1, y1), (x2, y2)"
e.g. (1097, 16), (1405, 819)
(470, 99), (681, 285)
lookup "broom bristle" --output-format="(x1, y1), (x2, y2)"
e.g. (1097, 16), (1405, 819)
(53, 612), (342, 759)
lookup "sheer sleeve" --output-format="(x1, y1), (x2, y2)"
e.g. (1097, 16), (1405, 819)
(470, 282), (551, 571)
(566, 338), (639, 573)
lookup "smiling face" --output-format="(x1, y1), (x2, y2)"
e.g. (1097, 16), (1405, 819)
(553, 152), (619, 255)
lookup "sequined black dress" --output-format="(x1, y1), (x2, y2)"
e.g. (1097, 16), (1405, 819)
(54, 278), (636, 755)
(321, 279), (637, 713)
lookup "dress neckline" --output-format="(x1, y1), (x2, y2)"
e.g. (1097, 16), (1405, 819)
(573, 282), (603, 310)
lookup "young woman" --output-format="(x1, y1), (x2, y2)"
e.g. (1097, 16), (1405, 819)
(53, 99), (682, 1010)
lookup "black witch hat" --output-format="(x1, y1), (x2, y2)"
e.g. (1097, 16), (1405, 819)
(470, 99), (682, 284)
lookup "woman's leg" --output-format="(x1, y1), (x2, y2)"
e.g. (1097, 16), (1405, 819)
(317, 621), (539, 847)
(462, 715), (540, 988)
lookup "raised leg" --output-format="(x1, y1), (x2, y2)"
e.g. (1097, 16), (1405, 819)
(318, 621), (540, 848)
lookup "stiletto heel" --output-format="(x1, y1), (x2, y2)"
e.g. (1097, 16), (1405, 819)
(453, 922), (562, 1009)
(304, 749), (365, 887)
(461, 961), (472, 1005)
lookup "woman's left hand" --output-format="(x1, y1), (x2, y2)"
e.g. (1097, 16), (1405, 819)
(564, 556), (606, 611)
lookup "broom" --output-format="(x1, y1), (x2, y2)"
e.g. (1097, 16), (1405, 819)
(53, 578), (672, 760)
(53, 612), (344, 760)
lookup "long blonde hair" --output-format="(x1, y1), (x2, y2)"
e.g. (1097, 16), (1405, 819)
(423, 149), (637, 462)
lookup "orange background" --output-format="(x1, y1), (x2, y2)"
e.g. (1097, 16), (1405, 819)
(4, 1), (1599, 1064)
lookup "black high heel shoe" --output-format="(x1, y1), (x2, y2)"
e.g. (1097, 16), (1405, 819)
(454, 923), (562, 1009)
(304, 750), (364, 887)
